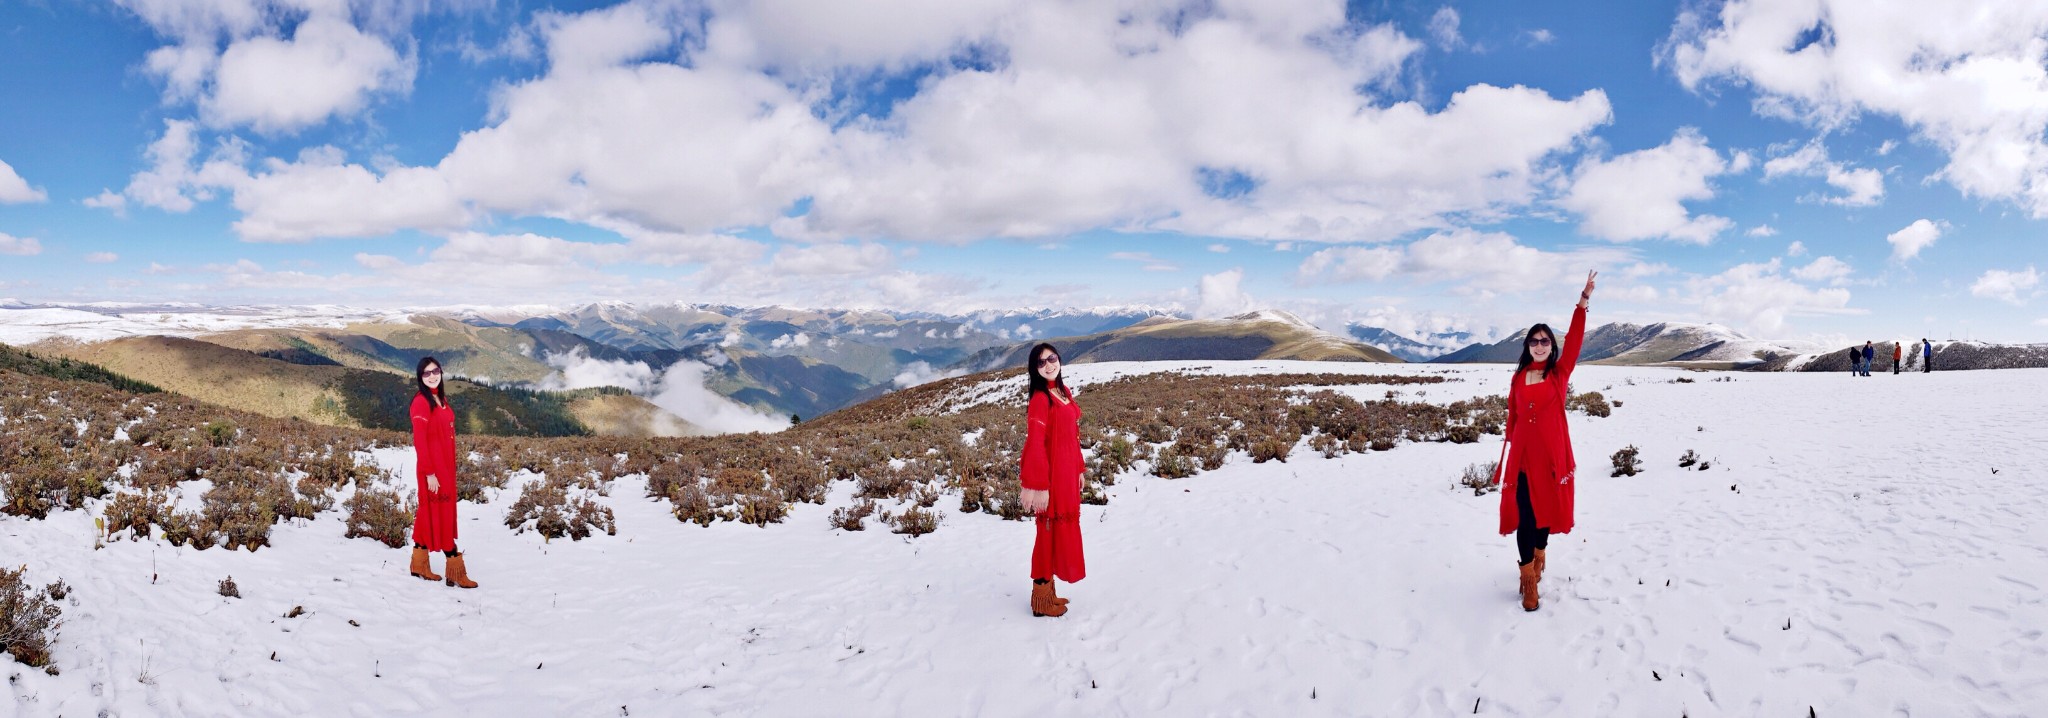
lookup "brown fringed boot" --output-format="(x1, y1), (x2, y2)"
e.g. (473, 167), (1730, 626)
(1519, 562), (1540, 612)
(409, 548), (441, 582)
(1048, 581), (1069, 607)
(1533, 548), (1547, 584)
(1030, 581), (1066, 617)
(444, 553), (478, 589)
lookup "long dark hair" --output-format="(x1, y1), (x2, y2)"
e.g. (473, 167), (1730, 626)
(1513, 323), (1559, 380)
(1025, 342), (1069, 400)
(415, 356), (447, 409)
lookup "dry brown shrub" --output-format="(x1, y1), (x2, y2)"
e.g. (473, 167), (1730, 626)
(829, 499), (877, 530)
(505, 475), (617, 540)
(888, 504), (939, 536)
(101, 490), (170, 541)
(0, 565), (65, 673)
(342, 484), (413, 548)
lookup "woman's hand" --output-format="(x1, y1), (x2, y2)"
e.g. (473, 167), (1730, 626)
(1579, 270), (1598, 307)
(1019, 488), (1049, 514)
(426, 474), (440, 496)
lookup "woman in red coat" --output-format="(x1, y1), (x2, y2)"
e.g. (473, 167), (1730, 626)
(1018, 343), (1084, 617)
(1497, 271), (1596, 611)
(409, 357), (477, 588)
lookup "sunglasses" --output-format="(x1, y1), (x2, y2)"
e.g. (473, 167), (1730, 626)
(1525, 337), (1553, 347)
(422, 369), (442, 377)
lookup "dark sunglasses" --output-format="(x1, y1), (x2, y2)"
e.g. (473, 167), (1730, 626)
(422, 369), (442, 377)
(1034, 354), (1061, 367)
(1525, 337), (1553, 347)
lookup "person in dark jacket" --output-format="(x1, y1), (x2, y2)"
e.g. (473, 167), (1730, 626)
(1893, 342), (1902, 374)
(1923, 339), (1934, 372)
(1846, 346), (1857, 375)
(1861, 341), (1875, 377)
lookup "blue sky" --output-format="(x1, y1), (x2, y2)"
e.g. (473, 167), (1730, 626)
(2, 0), (2046, 343)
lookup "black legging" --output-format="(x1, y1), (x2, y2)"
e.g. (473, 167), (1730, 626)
(415, 543), (460, 558)
(1515, 473), (1549, 566)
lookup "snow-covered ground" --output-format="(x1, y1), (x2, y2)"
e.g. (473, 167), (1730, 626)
(0, 303), (411, 345)
(4, 362), (2046, 716)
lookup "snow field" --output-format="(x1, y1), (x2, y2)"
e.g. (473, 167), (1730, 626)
(2, 363), (2044, 716)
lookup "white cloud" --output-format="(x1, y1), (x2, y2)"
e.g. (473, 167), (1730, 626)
(1789, 255), (1852, 285)
(892, 360), (967, 388)
(118, 0), (422, 133)
(1299, 228), (1632, 294)
(0, 159), (47, 203)
(168, 0), (1611, 244)
(83, 190), (128, 216)
(768, 333), (811, 349)
(1108, 251), (1180, 272)
(1885, 219), (1943, 262)
(1681, 258), (1855, 333)
(1668, 0), (2048, 216)
(767, 242), (893, 276)
(1194, 268), (1254, 319)
(1207, 243), (1230, 253)
(1524, 29), (1555, 46)
(1427, 7), (1464, 50)
(1784, 240), (1805, 256)
(85, 252), (120, 264)
(1971, 266), (2040, 305)
(1559, 128), (1738, 243)
(1746, 224), (1778, 238)
(648, 360), (790, 434)
(537, 346), (659, 394)
(0, 234), (42, 256)
(1761, 142), (1884, 206)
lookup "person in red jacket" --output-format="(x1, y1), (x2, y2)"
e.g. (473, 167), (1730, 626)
(1497, 271), (1596, 612)
(409, 357), (477, 588)
(1018, 342), (1084, 617)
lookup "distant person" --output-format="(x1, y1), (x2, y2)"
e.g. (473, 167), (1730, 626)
(1845, 346), (1857, 376)
(409, 357), (477, 589)
(1495, 270), (1597, 612)
(1923, 338), (1934, 373)
(1861, 341), (1875, 377)
(1019, 342), (1084, 617)
(1893, 342), (1902, 375)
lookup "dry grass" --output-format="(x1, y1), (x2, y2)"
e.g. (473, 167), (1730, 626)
(0, 565), (65, 673)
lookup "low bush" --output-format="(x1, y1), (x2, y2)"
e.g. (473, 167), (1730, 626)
(0, 565), (65, 672)
(1610, 445), (1643, 477)
(1459, 461), (1499, 496)
(1567, 391), (1612, 418)
(888, 504), (939, 537)
(342, 485), (413, 549)
(217, 576), (240, 599)
(829, 499), (877, 531)
(504, 475), (618, 540)
(1678, 449), (1698, 469)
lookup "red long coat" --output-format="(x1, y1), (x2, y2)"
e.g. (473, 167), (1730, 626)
(1020, 387), (1086, 582)
(410, 394), (459, 551)
(1498, 303), (1586, 536)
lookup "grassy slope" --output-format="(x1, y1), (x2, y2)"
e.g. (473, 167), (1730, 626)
(31, 336), (696, 437)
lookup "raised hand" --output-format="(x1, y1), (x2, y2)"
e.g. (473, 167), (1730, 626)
(1580, 270), (1598, 305)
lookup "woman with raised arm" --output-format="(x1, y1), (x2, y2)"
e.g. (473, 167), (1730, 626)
(1018, 343), (1084, 617)
(409, 357), (477, 589)
(1497, 271), (1596, 612)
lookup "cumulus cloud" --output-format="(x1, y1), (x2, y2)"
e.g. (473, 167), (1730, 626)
(1298, 228), (1632, 293)
(1784, 240), (1805, 256)
(1789, 255), (1852, 285)
(1559, 128), (1739, 243)
(767, 242), (893, 276)
(0, 234), (42, 256)
(1194, 268), (1253, 319)
(1427, 7), (1465, 50)
(1747, 225), (1779, 238)
(892, 360), (967, 388)
(1885, 219), (1943, 262)
(1971, 266), (2041, 305)
(1109, 251), (1179, 272)
(1667, 0), (2048, 217)
(768, 333), (811, 349)
(118, 0), (422, 133)
(1681, 259), (1855, 333)
(0, 159), (46, 204)
(85, 252), (120, 264)
(143, 0), (1611, 245)
(648, 360), (790, 434)
(1761, 142), (1884, 206)
(537, 346), (659, 393)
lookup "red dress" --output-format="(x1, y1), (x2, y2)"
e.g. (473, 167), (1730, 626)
(1019, 387), (1086, 582)
(1498, 303), (1586, 536)
(410, 394), (459, 551)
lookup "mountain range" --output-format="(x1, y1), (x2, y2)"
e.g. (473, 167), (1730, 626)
(6, 300), (2046, 437)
